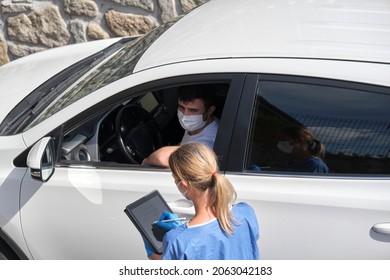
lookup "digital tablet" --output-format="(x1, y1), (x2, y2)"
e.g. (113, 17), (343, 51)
(124, 190), (172, 254)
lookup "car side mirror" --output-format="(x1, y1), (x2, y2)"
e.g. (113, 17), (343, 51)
(27, 137), (56, 182)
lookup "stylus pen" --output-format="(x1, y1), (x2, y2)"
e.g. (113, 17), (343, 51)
(153, 217), (186, 224)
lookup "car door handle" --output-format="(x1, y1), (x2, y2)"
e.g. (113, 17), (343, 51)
(168, 199), (195, 216)
(372, 223), (390, 235)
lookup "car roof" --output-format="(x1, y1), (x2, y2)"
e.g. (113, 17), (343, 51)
(135, 0), (390, 72)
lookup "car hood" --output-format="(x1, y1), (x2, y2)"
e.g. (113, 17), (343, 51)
(0, 38), (121, 125)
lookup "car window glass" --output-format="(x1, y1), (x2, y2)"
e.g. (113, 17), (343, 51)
(19, 18), (182, 134)
(246, 80), (390, 175)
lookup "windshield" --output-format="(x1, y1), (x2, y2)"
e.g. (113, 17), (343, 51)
(0, 18), (180, 136)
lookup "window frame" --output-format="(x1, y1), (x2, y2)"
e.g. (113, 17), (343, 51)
(226, 73), (390, 176)
(26, 73), (247, 172)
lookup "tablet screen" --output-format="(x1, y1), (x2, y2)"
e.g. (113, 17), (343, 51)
(124, 190), (172, 254)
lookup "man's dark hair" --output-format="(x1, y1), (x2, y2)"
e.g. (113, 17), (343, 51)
(177, 84), (217, 109)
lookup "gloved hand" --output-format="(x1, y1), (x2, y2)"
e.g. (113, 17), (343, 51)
(152, 211), (182, 241)
(143, 238), (156, 258)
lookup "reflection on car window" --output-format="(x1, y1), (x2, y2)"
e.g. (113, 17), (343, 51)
(246, 80), (390, 175)
(24, 18), (182, 132)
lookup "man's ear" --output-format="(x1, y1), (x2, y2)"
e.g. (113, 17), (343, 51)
(207, 105), (216, 116)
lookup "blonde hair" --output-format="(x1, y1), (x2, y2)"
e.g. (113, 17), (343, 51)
(281, 126), (326, 159)
(168, 143), (237, 234)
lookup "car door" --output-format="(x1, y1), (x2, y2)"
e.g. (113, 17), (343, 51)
(225, 74), (390, 259)
(19, 74), (245, 259)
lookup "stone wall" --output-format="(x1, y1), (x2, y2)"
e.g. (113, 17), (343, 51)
(0, 0), (207, 65)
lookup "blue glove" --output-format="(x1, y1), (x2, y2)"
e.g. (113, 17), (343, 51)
(152, 211), (182, 241)
(143, 238), (155, 257)
(156, 211), (181, 230)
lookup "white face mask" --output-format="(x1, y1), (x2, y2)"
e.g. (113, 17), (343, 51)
(177, 110), (206, 132)
(176, 181), (188, 199)
(277, 141), (294, 154)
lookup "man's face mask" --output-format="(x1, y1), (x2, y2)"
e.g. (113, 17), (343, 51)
(177, 110), (206, 132)
(277, 140), (294, 154)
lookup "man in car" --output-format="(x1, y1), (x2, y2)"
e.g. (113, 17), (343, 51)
(142, 84), (218, 167)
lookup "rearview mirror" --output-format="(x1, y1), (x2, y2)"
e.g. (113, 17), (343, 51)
(27, 137), (56, 182)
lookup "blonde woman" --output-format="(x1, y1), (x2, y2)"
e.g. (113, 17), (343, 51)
(277, 126), (329, 173)
(147, 143), (259, 260)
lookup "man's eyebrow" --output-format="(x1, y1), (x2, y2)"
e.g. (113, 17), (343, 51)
(178, 102), (199, 109)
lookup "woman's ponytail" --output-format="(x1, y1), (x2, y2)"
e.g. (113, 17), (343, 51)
(169, 143), (237, 234)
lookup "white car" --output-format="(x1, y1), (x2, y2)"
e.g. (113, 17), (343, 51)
(1, 0), (390, 260)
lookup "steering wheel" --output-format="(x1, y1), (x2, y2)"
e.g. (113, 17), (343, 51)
(115, 104), (163, 164)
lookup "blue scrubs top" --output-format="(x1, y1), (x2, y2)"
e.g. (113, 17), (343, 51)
(161, 202), (259, 260)
(287, 156), (329, 173)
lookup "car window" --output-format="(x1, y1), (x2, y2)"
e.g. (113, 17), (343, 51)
(60, 81), (230, 166)
(246, 79), (390, 175)
(26, 20), (182, 132)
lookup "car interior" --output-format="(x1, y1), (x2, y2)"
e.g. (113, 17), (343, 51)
(60, 83), (230, 165)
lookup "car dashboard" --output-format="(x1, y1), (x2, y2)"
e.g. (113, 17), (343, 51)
(60, 90), (179, 165)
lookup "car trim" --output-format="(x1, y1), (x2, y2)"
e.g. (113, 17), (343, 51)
(226, 74), (259, 171)
(0, 228), (28, 260)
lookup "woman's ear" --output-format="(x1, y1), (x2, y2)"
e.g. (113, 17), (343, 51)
(180, 180), (189, 189)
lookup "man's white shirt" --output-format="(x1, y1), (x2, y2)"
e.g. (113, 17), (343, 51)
(181, 118), (219, 148)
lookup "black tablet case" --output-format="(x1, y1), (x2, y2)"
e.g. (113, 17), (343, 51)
(124, 189), (172, 254)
